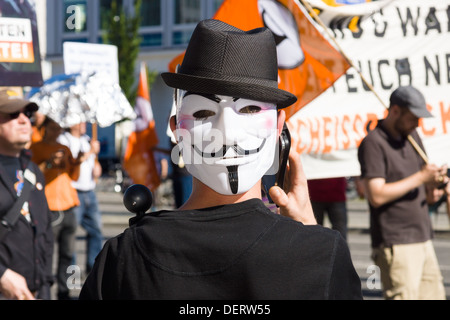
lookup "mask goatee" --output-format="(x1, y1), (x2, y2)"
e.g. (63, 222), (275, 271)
(227, 166), (239, 194)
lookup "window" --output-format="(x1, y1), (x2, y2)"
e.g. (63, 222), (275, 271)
(51, 0), (224, 55)
(175, 0), (201, 24)
(213, 0), (222, 10)
(139, 0), (163, 47)
(99, 0), (124, 30)
(63, 0), (88, 33)
(141, 0), (161, 26)
(171, 0), (224, 46)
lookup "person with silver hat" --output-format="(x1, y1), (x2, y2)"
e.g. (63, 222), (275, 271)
(80, 19), (362, 300)
(358, 85), (448, 300)
(0, 89), (54, 300)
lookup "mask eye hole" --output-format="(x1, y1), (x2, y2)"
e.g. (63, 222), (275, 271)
(193, 110), (216, 119)
(239, 105), (262, 114)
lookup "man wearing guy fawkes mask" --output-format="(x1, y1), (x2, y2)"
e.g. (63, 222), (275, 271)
(80, 19), (362, 300)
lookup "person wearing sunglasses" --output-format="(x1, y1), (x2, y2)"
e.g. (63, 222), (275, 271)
(0, 89), (54, 300)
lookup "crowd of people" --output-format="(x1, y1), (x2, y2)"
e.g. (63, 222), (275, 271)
(0, 18), (449, 300)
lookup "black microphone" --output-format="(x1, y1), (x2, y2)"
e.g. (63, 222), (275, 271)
(123, 184), (153, 216)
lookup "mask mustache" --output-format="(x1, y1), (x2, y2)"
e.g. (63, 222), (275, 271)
(192, 139), (266, 158)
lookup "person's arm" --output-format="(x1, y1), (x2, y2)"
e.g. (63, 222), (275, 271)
(160, 157), (169, 180)
(90, 140), (102, 180)
(445, 180), (450, 221)
(354, 176), (365, 199)
(364, 164), (446, 208)
(269, 150), (317, 225)
(63, 145), (82, 181)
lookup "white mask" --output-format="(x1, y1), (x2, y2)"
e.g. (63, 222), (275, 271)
(173, 93), (278, 195)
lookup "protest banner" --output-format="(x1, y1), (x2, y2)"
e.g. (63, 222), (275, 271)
(289, 0), (450, 179)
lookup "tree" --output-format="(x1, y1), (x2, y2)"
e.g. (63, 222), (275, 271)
(102, 0), (142, 105)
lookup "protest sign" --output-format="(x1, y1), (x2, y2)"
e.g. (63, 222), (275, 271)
(63, 42), (119, 84)
(0, 0), (43, 86)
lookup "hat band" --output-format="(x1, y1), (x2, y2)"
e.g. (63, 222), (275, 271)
(177, 70), (279, 89)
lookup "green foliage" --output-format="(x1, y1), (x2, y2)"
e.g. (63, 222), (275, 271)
(146, 67), (158, 89)
(102, 0), (142, 105)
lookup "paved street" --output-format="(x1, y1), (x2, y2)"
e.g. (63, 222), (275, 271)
(67, 180), (450, 300)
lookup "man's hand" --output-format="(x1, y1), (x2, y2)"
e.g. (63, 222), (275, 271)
(421, 164), (448, 186)
(0, 269), (35, 300)
(269, 151), (316, 225)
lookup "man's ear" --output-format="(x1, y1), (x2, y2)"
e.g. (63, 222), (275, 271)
(168, 115), (179, 145)
(390, 104), (402, 117)
(277, 109), (286, 136)
(169, 115), (177, 134)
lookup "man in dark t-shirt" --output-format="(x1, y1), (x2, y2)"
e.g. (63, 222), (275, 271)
(358, 86), (447, 300)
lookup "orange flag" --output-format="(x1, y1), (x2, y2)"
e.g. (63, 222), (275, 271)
(168, 0), (350, 120)
(123, 62), (160, 191)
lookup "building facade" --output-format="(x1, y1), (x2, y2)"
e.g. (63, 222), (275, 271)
(35, 0), (224, 158)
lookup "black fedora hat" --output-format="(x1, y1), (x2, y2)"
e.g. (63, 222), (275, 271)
(161, 19), (297, 109)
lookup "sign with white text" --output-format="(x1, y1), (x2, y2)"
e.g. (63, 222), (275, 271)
(0, 0), (43, 86)
(63, 42), (119, 84)
(0, 18), (34, 63)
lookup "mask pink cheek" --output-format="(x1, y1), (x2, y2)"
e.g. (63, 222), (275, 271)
(261, 117), (275, 130)
(266, 118), (275, 129)
(177, 117), (192, 130)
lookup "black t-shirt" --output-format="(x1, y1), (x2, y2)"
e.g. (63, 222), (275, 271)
(358, 122), (432, 247)
(80, 199), (362, 300)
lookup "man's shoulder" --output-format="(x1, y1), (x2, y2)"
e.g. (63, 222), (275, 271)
(362, 125), (383, 142)
(113, 209), (342, 251)
(276, 217), (341, 243)
(359, 126), (386, 155)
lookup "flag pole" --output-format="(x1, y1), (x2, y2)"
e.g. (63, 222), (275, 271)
(92, 123), (98, 141)
(297, 0), (429, 163)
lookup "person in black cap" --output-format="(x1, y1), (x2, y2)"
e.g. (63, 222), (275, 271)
(358, 85), (448, 300)
(0, 89), (54, 300)
(80, 19), (362, 300)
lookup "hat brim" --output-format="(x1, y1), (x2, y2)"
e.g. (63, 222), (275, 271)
(0, 100), (39, 114)
(409, 107), (433, 119)
(161, 72), (297, 109)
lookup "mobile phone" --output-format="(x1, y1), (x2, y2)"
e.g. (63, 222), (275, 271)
(262, 123), (291, 204)
(276, 123), (291, 189)
(437, 168), (450, 190)
(437, 181), (448, 190)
